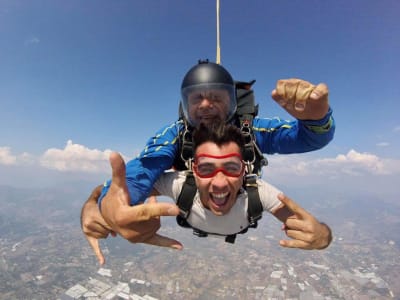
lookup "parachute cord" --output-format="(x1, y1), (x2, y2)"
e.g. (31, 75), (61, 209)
(216, 0), (221, 65)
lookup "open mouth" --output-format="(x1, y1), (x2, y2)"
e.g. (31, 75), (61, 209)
(210, 191), (229, 207)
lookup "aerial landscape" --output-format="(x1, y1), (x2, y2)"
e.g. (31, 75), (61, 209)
(0, 184), (398, 299)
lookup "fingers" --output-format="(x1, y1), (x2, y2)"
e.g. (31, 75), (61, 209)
(272, 79), (315, 110)
(86, 235), (106, 265)
(280, 224), (315, 250)
(84, 221), (114, 239)
(278, 193), (329, 250)
(81, 193), (114, 237)
(277, 193), (309, 219)
(294, 81), (314, 111)
(83, 225), (110, 239)
(144, 233), (183, 250)
(271, 79), (329, 120)
(275, 79), (299, 105)
(123, 203), (180, 222)
(279, 238), (311, 250)
(280, 225), (323, 250)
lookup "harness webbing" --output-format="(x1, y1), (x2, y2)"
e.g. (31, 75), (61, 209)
(176, 171), (196, 222)
(244, 174), (263, 227)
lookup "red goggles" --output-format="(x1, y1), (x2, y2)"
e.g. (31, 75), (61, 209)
(193, 153), (245, 178)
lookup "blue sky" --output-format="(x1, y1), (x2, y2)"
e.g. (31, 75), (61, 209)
(0, 0), (399, 199)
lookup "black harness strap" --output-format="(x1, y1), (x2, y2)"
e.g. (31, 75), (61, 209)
(244, 174), (263, 227)
(176, 171), (197, 226)
(192, 228), (238, 244)
(236, 80), (265, 227)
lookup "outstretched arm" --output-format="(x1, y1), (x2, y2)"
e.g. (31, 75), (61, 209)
(254, 78), (334, 155)
(272, 193), (332, 250)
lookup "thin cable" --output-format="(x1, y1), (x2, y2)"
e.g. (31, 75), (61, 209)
(216, 0), (221, 65)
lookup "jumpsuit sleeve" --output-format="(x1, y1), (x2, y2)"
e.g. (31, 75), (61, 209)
(253, 107), (335, 154)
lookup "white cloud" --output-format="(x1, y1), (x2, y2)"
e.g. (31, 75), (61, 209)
(2, 141), (399, 180)
(0, 141), (131, 174)
(264, 149), (400, 178)
(394, 126), (400, 133)
(331, 149), (388, 175)
(0, 147), (17, 165)
(39, 140), (113, 173)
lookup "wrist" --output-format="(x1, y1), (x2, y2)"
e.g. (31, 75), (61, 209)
(300, 107), (334, 133)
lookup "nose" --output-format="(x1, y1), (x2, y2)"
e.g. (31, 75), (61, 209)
(198, 97), (213, 108)
(211, 171), (228, 189)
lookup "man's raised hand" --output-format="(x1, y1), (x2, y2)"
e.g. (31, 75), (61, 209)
(100, 152), (183, 249)
(81, 185), (115, 265)
(271, 78), (330, 121)
(277, 193), (332, 250)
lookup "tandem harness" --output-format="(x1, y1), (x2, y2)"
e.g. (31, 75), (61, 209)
(174, 80), (268, 243)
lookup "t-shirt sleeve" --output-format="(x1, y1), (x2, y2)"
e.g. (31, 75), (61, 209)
(153, 171), (186, 203)
(257, 179), (282, 212)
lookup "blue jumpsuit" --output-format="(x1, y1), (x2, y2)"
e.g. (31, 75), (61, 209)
(99, 108), (335, 206)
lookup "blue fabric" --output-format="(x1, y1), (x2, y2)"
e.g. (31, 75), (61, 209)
(98, 109), (335, 207)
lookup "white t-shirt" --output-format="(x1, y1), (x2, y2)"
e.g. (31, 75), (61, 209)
(154, 171), (282, 235)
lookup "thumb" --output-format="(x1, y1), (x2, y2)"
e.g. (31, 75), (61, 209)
(107, 151), (131, 206)
(278, 193), (299, 215)
(277, 193), (310, 220)
(310, 83), (329, 101)
(109, 152), (127, 189)
(86, 235), (106, 265)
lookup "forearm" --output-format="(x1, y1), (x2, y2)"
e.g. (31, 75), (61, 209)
(255, 108), (335, 154)
(297, 107), (335, 149)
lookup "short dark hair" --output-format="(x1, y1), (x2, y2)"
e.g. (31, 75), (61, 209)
(192, 121), (245, 156)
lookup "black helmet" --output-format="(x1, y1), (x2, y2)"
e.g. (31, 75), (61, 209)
(181, 60), (236, 126)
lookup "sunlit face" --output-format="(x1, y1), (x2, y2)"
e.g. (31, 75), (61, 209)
(193, 141), (244, 216)
(187, 89), (230, 126)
